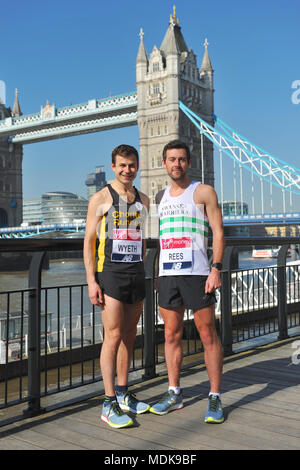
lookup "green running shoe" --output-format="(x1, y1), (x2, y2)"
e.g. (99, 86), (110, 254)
(117, 391), (150, 415)
(101, 400), (134, 429)
(150, 390), (183, 415)
(205, 394), (224, 423)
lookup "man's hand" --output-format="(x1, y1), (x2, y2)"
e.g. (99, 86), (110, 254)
(88, 281), (104, 307)
(205, 268), (221, 294)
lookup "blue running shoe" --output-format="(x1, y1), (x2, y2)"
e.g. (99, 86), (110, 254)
(101, 400), (134, 428)
(205, 394), (224, 423)
(117, 391), (150, 415)
(149, 390), (183, 415)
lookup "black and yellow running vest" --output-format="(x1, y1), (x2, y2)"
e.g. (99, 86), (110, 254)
(97, 184), (146, 273)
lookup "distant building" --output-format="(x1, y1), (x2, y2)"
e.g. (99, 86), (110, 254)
(41, 192), (88, 224)
(222, 201), (249, 216)
(22, 198), (42, 225)
(85, 166), (106, 199)
(23, 192), (89, 225)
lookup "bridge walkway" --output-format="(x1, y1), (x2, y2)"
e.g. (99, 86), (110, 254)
(0, 336), (300, 451)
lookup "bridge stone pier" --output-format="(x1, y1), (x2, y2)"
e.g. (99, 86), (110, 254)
(0, 93), (23, 227)
(137, 8), (214, 206)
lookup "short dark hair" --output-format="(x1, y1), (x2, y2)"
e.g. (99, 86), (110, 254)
(162, 140), (190, 162)
(111, 144), (139, 166)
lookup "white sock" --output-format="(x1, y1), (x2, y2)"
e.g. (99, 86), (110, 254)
(169, 386), (181, 395)
(209, 392), (221, 399)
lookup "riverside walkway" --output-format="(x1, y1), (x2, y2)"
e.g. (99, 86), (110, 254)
(0, 335), (300, 451)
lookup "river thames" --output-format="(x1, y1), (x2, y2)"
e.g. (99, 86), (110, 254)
(0, 250), (279, 291)
(0, 250), (280, 331)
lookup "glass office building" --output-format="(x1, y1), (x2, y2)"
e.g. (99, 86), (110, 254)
(85, 166), (106, 199)
(41, 192), (88, 224)
(22, 198), (42, 225)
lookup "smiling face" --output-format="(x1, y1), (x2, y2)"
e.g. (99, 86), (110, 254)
(111, 153), (139, 185)
(163, 147), (191, 181)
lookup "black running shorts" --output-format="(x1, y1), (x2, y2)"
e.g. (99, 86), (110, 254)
(158, 275), (216, 311)
(96, 270), (145, 304)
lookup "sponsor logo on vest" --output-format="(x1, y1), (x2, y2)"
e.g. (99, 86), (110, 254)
(122, 255), (134, 262)
(161, 237), (191, 249)
(113, 229), (141, 241)
(173, 262), (183, 270)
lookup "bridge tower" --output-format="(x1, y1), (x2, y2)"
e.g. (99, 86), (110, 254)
(136, 7), (215, 209)
(0, 89), (23, 227)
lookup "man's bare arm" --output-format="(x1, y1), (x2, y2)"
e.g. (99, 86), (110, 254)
(154, 190), (165, 287)
(195, 184), (225, 293)
(83, 189), (110, 306)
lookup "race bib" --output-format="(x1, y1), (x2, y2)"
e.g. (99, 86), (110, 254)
(161, 237), (192, 273)
(111, 229), (142, 262)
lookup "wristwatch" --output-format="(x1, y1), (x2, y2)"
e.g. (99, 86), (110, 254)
(211, 263), (222, 271)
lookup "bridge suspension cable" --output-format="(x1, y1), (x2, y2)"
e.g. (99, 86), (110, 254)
(179, 101), (300, 196)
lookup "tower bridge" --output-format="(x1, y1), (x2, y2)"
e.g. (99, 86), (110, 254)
(0, 92), (138, 144)
(0, 7), (299, 230)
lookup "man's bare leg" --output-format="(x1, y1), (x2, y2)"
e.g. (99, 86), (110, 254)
(149, 306), (185, 415)
(193, 304), (223, 393)
(100, 295), (125, 397)
(116, 300), (144, 386)
(114, 300), (150, 415)
(159, 306), (185, 387)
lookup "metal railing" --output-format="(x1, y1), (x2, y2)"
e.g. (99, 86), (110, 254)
(0, 237), (299, 421)
(220, 241), (300, 355)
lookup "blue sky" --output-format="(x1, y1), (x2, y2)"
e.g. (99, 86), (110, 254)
(1, 0), (300, 212)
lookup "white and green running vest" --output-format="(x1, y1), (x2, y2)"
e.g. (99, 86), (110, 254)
(158, 181), (210, 276)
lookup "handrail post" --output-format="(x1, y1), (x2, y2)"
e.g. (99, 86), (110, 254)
(142, 247), (158, 380)
(277, 245), (289, 341)
(220, 246), (238, 356)
(23, 251), (47, 417)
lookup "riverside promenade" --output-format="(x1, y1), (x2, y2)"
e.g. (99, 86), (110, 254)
(0, 335), (300, 451)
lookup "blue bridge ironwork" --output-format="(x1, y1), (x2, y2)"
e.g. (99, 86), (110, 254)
(1, 212), (300, 238)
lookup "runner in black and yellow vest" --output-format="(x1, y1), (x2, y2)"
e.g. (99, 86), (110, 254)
(96, 183), (146, 280)
(84, 144), (150, 429)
